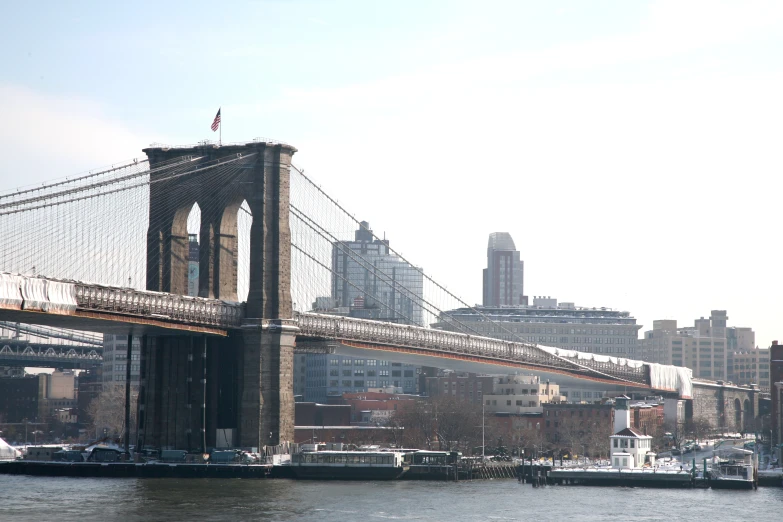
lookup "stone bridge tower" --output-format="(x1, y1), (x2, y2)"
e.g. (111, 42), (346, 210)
(139, 141), (297, 451)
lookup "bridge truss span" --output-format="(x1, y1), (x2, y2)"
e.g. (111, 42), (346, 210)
(0, 343), (102, 369)
(295, 312), (650, 387)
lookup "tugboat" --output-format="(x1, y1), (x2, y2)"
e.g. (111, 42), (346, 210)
(709, 447), (757, 490)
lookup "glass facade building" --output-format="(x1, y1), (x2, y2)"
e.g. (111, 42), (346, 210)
(294, 353), (419, 403)
(331, 221), (424, 326)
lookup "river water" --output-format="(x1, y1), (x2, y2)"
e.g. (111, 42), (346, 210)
(1, 476), (781, 521)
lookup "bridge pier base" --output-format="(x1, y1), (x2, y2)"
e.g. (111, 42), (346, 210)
(240, 321), (296, 449)
(140, 334), (240, 452)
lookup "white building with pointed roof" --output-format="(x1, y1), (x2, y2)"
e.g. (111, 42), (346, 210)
(610, 396), (655, 469)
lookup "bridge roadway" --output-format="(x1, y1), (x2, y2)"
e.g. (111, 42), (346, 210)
(0, 274), (690, 396)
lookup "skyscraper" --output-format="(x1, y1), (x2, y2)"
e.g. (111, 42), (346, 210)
(331, 221), (423, 326)
(294, 222), (424, 401)
(482, 232), (525, 307)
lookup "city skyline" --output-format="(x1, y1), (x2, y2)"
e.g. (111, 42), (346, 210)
(1, 2), (781, 346)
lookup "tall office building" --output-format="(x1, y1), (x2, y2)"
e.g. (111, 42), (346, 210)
(296, 222), (424, 402)
(638, 310), (756, 382)
(331, 221), (423, 326)
(101, 335), (140, 389)
(435, 296), (641, 403)
(435, 297), (641, 356)
(483, 232), (525, 307)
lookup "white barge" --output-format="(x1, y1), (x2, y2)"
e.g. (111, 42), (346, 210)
(289, 450), (409, 480)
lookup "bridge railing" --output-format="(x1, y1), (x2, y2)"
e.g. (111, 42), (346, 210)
(295, 312), (648, 385)
(74, 284), (244, 327)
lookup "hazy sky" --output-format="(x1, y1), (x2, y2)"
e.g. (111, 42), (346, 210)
(1, 1), (781, 346)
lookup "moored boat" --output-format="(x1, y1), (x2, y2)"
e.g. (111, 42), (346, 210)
(290, 450), (409, 480)
(709, 447), (757, 490)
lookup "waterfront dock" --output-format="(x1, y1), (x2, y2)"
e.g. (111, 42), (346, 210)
(548, 467), (696, 488)
(0, 460), (282, 479)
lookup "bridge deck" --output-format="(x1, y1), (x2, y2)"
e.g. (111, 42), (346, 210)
(0, 275), (694, 396)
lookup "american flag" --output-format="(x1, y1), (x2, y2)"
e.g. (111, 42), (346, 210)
(211, 108), (221, 132)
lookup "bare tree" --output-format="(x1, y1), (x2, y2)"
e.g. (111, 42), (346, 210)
(555, 416), (585, 455)
(87, 386), (137, 442)
(585, 419), (612, 459)
(389, 395), (484, 453)
(388, 399), (436, 450)
(432, 396), (482, 452)
(516, 424), (550, 458)
(684, 416), (713, 441)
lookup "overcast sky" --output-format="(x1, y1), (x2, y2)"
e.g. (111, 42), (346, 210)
(1, 1), (781, 346)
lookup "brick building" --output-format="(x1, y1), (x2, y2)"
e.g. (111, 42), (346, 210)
(331, 391), (418, 424)
(730, 347), (770, 390)
(0, 374), (41, 424)
(422, 371), (496, 404)
(541, 403), (615, 443)
(294, 402), (351, 427)
(293, 426), (400, 445)
(630, 401), (664, 436)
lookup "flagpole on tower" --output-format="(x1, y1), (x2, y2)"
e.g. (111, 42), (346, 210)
(211, 107), (222, 145)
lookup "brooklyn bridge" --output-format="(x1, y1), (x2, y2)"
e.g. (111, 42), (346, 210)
(0, 139), (753, 452)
